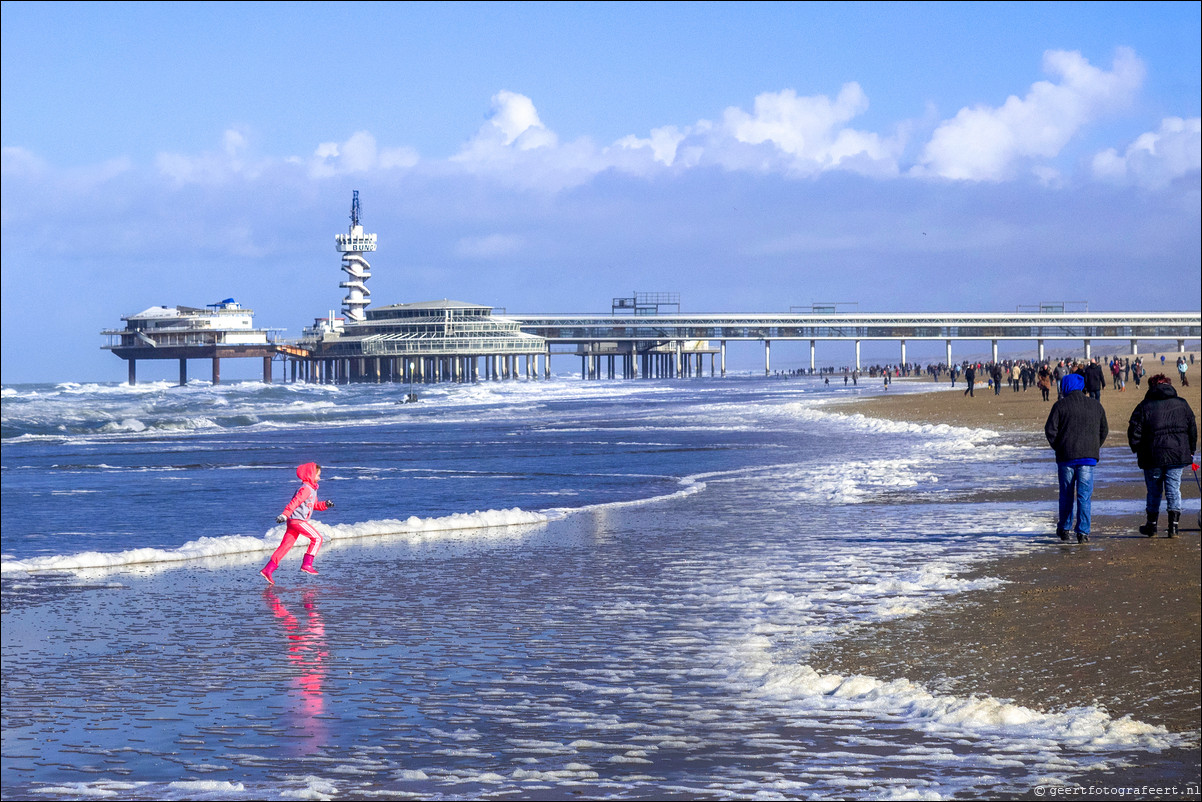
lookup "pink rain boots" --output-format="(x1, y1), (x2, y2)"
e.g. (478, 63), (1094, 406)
(260, 560), (278, 584)
(301, 554), (319, 575)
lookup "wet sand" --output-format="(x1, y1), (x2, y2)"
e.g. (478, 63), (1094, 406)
(815, 374), (1202, 798)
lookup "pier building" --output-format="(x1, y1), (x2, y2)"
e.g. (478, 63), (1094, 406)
(102, 300), (281, 385)
(296, 299), (547, 383)
(286, 193), (548, 384)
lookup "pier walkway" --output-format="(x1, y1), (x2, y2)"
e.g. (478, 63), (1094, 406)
(510, 311), (1202, 377)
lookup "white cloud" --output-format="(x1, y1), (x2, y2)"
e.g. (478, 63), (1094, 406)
(615, 125), (688, 166)
(454, 90), (559, 164)
(1092, 117), (1202, 188)
(916, 48), (1145, 181)
(157, 127), (260, 184)
(719, 85), (897, 175)
(308, 130), (418, 178)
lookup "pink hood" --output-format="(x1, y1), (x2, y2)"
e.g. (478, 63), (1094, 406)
(296, 462), (320, 487)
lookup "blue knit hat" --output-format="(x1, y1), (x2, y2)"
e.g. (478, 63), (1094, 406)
(1060, 373), (1085, 394)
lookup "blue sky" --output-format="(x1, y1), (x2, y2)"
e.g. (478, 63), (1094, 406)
(2, 1), (1199, 382)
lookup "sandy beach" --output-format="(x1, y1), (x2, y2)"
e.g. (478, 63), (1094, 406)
(816, 371), (1202, 798)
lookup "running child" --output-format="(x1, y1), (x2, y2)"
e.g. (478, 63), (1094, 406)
(261, 462), (334, 584)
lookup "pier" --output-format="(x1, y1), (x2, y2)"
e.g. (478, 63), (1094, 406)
(102, 194), (1200, 385)
(511, 310), (1202, 378)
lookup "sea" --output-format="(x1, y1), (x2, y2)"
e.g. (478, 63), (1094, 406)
(0, 375), (1187, 800)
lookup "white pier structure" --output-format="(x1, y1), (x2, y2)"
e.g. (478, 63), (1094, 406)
(336, 190), (377, 323)
(509, 311), (1202, 378)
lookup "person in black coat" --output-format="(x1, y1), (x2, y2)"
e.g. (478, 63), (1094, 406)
(1127, 374), (1198, 537)
(1083, 358), (1105, 400)
(1045, 373), (1109, 542)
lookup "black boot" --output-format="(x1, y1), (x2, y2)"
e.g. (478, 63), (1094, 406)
(1139, 514), (1158, 537)
(1057, 528), (1070, 542)
(1166, 511), (1180, 538)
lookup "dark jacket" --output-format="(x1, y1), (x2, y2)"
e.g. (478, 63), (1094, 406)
(1127, 383), (1198, 469)
(1083, 362), (1105, 393)
(1045, 391), (1109, 462)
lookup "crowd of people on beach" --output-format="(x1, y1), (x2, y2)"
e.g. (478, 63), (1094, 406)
(779, 353), (1195, 397)
(785, 352), (1198, 548)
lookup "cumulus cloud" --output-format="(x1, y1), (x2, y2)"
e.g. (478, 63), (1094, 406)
(717, 85), (899, 175)
(615, 125), (689, 166)
(454, 90), (559, 163)
(1092, 117), (1202, 188)
(308, 130), (418, 178)
(916, 48), (1146, 181)
(450, 86), (902, 184)
(156, 127), (259, 184)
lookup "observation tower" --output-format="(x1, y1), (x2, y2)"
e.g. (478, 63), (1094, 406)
(336, 190), (378, 323)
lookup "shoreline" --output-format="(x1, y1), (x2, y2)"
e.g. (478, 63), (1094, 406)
(814, 376), (1201, 797)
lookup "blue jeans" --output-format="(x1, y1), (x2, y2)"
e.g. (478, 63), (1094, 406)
(1057, 463), (1095, 534)
(1143, 466), (1185, 515)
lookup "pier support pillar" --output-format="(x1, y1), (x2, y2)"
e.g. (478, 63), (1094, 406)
(1038, 339), (1046, 361)
(900, 340), (906, 369)
(946, 339), (952, 371)
(991, 339), (999, 364)
(721, 340), (727, 376)
(179, 359), (187, 387)
(128, 358), (137, 386)
(212, 357), (221, 386)
(764, 340), (771, 375)
(263, 356), (272, 384)
(1130, 339), (1138, 356)
(855, 340), (861, 371)
(1178, 339), (1186, 353)
(810, 340), (816, 373)
(1084, 339), (1092, 361)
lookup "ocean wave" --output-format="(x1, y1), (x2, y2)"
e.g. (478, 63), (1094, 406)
(0, 507), (551, 577)
(0, 470), (706, 578)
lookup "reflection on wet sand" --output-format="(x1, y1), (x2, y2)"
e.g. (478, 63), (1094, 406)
(264, 588), (327, 749)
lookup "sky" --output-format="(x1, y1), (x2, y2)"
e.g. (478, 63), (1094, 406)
(2, 1), (1200, 382)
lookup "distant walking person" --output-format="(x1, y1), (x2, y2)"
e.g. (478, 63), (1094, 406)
(1083, 358), (1105, 401)
(963, 365), (976, 397)
(261, 462), (335, 584)
(1177, 356), (1190, 387)
(1045, 373), (1109, 543)
(1128, 375), (1198, 538)
(1037, 365), (1052, 401)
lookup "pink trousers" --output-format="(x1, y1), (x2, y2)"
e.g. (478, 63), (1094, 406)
(270, 519), (324, 565)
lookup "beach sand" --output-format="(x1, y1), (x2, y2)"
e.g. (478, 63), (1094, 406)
(813, 373), (1202, 798)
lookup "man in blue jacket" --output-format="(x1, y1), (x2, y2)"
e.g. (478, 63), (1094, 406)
(1044, 373), (1109, 542)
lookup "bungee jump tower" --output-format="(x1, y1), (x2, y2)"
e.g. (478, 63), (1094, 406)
(336, 191), (377, 323)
